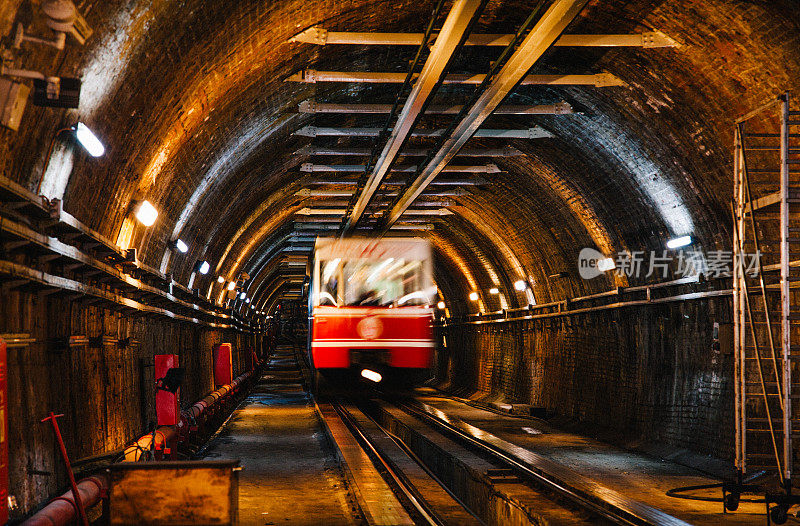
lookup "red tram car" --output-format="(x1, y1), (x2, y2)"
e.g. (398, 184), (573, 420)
(309, 237), (435, 388)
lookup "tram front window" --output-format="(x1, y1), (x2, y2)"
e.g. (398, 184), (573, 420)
(318, 258), (433, 307)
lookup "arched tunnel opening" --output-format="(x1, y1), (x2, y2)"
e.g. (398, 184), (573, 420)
(1, 0), (799, 524)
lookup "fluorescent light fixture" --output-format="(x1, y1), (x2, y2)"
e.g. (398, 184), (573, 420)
(134, 200), (158, 226)
(514, 280), (527, 291)
(197, 260), (210, 275)
(597, 257), (616, 272)
(489, 287), (499, 294)
(217, 276), (225, 284)
(360, 369), (382, 383)
(667, 235), (692, 249)
(227, 281), (236, 291)
(174, 239), (189, 253)
(469, 291), (479, 301)
(75, 122), (105, 157)
(437, 301), (446, 309)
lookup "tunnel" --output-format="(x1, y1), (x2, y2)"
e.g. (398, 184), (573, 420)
(1, 0), (799, 524)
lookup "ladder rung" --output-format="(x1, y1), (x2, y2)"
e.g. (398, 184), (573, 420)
(745, 417), (796, 423)
(743, 147), (800, 152)
(745, 382), (800, 387)
(745, 133), (800, 138)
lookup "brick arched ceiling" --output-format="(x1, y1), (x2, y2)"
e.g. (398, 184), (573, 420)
(2, 0), (799, 314)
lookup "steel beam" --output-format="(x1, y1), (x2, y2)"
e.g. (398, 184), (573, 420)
(300, 163), (499, 173)
(294, 188), (470, 197)
(299, 199), (453, 208)
(386, 0), (589, 227)
(286, 69), (626, 87)
(294, 126), (552, 138)
(294, 222), (434, 231)
(345, 0), (484, 230)
(298, 100), (573, 115)
(295, 145), (524, 157)
(297, 207), (452, 216)
(288, 26), (679, 48)
(304, 178), (486, 186)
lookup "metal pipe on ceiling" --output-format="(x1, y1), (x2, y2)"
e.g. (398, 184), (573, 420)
(286, 69), (626, 87)
(344, 0), (486, 231)
(288, 26), (679, 48)
(298, 100), (573, 115)
(385, 0), (590, 228)
(294, 126), (552, 138)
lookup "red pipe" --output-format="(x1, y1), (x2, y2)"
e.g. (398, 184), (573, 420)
(22, 476), (106, 526)
(21, 358), (266, 525)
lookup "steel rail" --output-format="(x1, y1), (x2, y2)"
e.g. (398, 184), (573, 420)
(330, 401), (446, 526)
(344, 0), (486, 231)
(392, 399), (692, 526)
(384, 0), (590, 228)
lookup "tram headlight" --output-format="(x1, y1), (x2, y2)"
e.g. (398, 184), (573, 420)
(360, 369), (382, 383)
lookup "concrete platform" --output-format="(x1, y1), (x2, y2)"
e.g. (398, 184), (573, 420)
(200, 347), (363, 525)
(414, 390), (765, 525)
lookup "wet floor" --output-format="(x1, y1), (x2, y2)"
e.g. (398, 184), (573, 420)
(201, 347), (363, 525)
(415, 390), (765, 525)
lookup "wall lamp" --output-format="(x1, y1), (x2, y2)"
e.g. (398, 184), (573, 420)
(134, 200), (158, 226)
(195, 260), (210, 275)
(667, 235), (692, 249)
(227, 281), (236, 291)
(172, 239), (188, 253)
(514, 280), (527, 291)
(437, 301), (446, 309)
(469, 291), (479, 301)
(217, 276), (225, 284)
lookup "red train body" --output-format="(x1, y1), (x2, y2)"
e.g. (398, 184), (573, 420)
(309, 238), (435, 381)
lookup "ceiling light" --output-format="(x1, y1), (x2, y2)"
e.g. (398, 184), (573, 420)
(134, 200), (158, 226)
(437, 301), (446, 309)
(196, 260), (210, 275)
(174, 239), (188, 253)
(217, 276), (225, 284)
(514, 280), (527, 291)
(245, 298), (251, 304)
(227, 281), (236, 291)
(75, 122), (104, 157)
(489, 287), (499, 294)
(239, 292), (246, 300)
(667, 235), (692, 249)
(469, 291), (479, 301)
